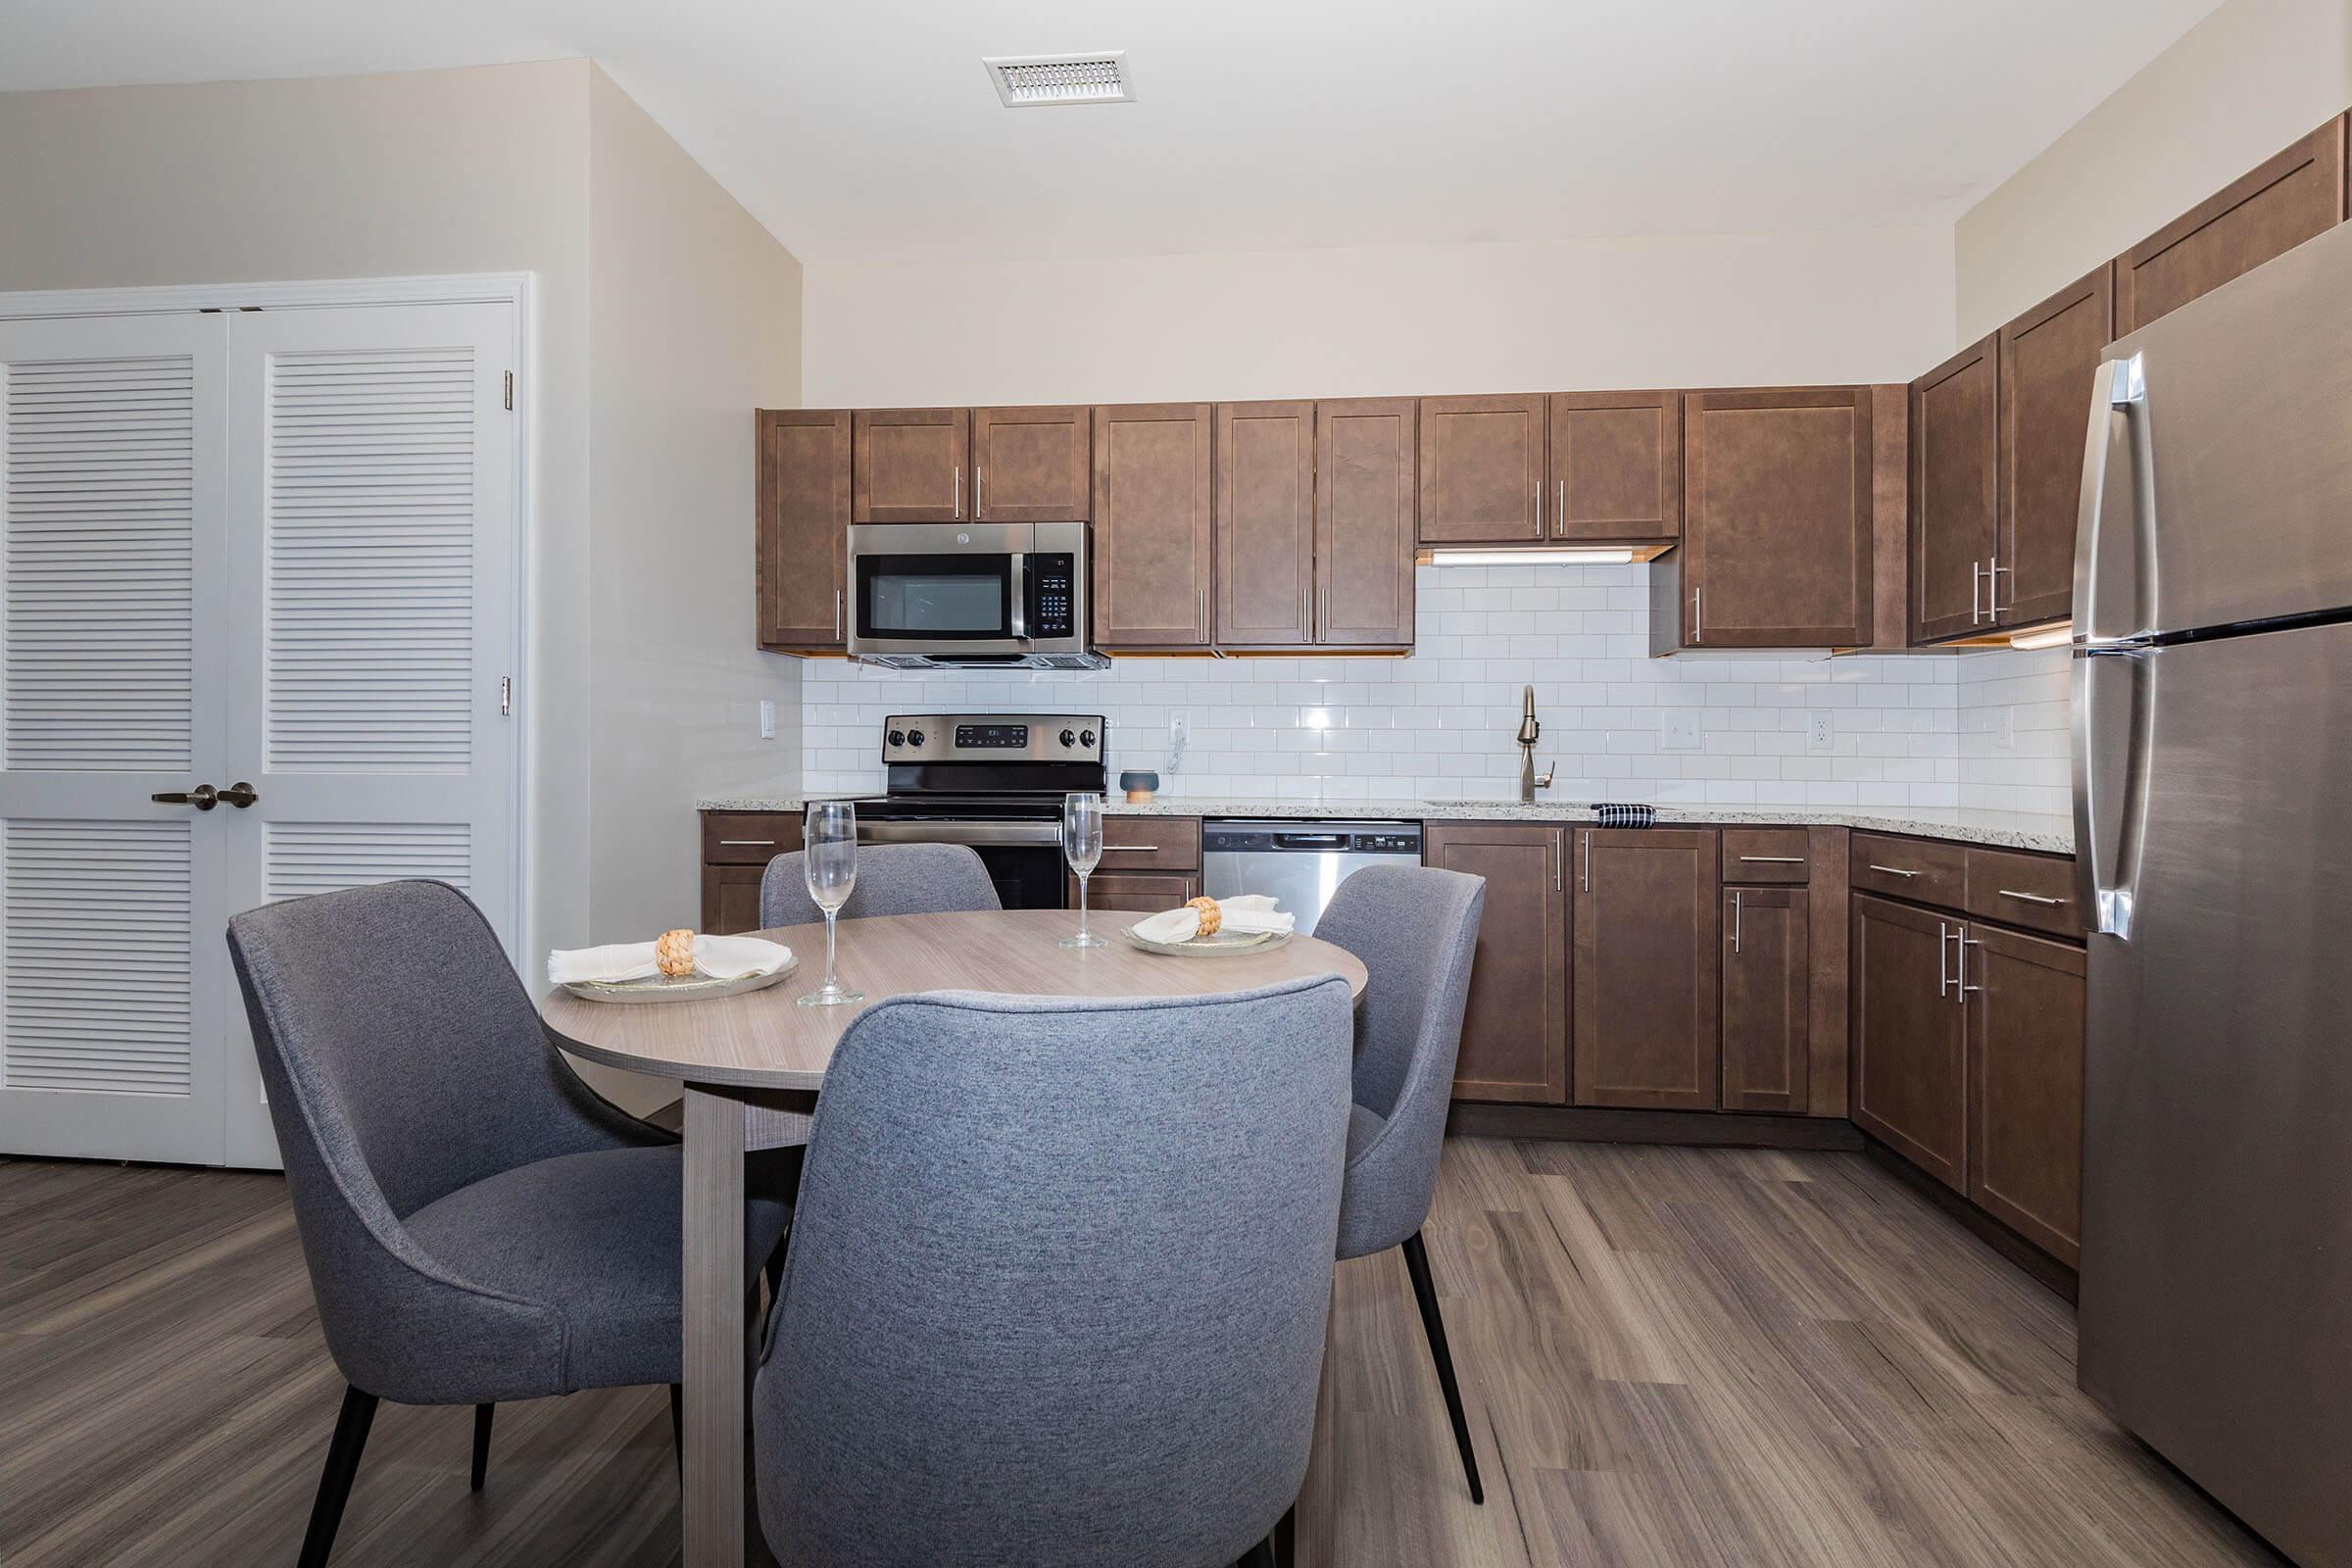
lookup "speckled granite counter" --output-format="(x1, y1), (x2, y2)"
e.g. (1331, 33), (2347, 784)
(698, 794), (2074, 856)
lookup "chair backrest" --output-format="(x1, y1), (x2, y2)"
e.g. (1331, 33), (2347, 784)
(1313, 864), (1486, 1256)
(759, 840), (1002, 929)
(753, 978), (1355, 1568)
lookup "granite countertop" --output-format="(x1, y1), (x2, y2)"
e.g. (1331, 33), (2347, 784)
(698, 794), (2074, 855)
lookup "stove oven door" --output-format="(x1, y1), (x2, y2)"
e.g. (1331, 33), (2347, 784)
(858, 820), (1068, 910)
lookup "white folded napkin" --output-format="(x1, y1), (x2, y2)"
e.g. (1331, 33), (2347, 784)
(548, 934), (792, 986)
(1130, 894), (1296, 946)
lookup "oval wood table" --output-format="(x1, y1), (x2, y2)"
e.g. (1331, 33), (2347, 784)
(542, 907), (1368, 1568)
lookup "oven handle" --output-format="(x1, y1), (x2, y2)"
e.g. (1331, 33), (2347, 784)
(858, 820), (1063, 847)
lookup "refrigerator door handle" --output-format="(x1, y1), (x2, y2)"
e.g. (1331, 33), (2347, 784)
(2075, 352), (2153, 645)
(2075, 646), (2152, 939)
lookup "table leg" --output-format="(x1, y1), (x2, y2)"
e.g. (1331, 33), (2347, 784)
(683, 1086), (747, 1568)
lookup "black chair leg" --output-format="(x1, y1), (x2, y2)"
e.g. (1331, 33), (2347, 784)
(300, 1384), (378, 1568)
(470, 1401), (494, 1492)
(1400, 1230), (1485, 1504)
(668, 1383), (684, 1477)
(1273, 1504), (1296, 1568)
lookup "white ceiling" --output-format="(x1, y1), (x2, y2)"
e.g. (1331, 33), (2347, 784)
(0, 0), (2227, 265)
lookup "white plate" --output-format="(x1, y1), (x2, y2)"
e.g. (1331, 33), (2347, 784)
(1119, 925), (1292, 957)
(562, 956), (798, 1004)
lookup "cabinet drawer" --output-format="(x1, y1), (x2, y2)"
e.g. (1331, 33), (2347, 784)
(1100, 815), (1200, 871)
(1721, 828), (1810, 884)
(702, 812), (802, 865)
(1079, 869), (1200, 913)
(1964, 848), (2082, 939)
(1851, 833), (1965, 907)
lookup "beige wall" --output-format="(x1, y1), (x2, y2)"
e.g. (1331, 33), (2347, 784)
(1955, 0), (2352, 340)
(802, 225), (1956, 408)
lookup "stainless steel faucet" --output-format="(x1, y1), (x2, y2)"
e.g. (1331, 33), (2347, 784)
(1516, 685), (1554, 803)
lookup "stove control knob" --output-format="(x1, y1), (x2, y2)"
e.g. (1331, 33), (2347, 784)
(887, 729), (906, 748)
(1079, 728), (1097, 749)
(906, 728), (926, 748)
(1058, 728), (1077, 749)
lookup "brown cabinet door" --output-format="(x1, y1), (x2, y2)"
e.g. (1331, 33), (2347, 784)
(703, 864), (767, 935)
(1909, 337), (1999, 644)
(1573, 828), (1719, 1110)
(1079, 868), (1200, 913)
(1966, 923), (2085, 1265)
(1317, 398), (1417, 648)
(1722, 886), (1809, 1113)
(854, 408), (968, 522)
(974, 405), (1092, 522)
(1851, 894), (1968, 1191)
(1548, 390), (1681, 541)
(1427, 821), (1569, 1103)
(1093, 404), (1213, 650)
(1998, 268), (2114, 629)
(1214, 401), (1315, 650)
(2116, 118), (2347, 336)
(757, 410), (852, 649)
(1683, 388), (1873, 646)
(1417, 394), (1544, 543)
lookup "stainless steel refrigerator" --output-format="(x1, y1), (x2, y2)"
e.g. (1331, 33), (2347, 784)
(2074, 217), (2352, 1568)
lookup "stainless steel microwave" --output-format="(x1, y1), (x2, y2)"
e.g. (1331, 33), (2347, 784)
(845, 520), (1104, 669)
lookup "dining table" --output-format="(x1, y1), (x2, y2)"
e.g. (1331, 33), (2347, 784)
(540, 905), (1370, 1568)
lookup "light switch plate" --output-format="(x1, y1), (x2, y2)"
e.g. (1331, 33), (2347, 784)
(1661, 711), (1701, 752)
(1805, 711), (1834, 753)
(759, 699), (776, 740)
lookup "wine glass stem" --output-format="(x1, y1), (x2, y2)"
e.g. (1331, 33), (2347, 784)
(824, 909), (839, 991)
(1078, 874), (1090, 942)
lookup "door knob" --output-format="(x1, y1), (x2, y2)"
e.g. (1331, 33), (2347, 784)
(152, 784), (219, 810)
(218, 781), (259, 808)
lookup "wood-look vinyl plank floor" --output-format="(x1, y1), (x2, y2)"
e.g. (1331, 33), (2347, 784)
(0, 1142), (2287, 1568)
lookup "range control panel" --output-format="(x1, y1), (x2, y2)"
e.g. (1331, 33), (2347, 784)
(882, 712), (1105, 764)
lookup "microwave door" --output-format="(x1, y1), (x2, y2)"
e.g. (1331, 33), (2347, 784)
(852, 550), (1020, 653)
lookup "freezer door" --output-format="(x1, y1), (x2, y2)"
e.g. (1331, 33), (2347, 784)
(2077, 622), (2352, 1568)
(2079, 218), (2352, 641)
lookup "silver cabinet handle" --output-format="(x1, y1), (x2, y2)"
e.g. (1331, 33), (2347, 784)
(1103, 843), (1160, 855)
(1739, 855), (1805, 864)
(1731, 889), (1742, 954)
(1997, 889), (2067, 906)
(976, 465), (983, 516)
(1691, 587), (1702, 643)
(1988, 558), (2010, 617)
(1551, 828), (1563, 891)
(1972, 560), (1984, 624)
(1866, 863), (1921, 878)
(833, 588), (843, 638)
(1581, 831), (1592, 893)
(718, 839), (776, 847)
(1959, 930), (1984, 996)
(1535, 477), (1543, 534)
(1302, 583), (1311, 639)
(1937, 919), (1951, 998)
(954, 466), (963, 518)
(1556, 479), (1565, 538)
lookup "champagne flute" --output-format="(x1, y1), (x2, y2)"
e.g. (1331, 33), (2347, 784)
(1059, 791), (1108, 950)
(796, 800), (864, 1007)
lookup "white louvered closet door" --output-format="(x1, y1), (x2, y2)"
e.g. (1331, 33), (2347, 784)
(0, 314), (233, 1164)
(219, 304), (517, 1167)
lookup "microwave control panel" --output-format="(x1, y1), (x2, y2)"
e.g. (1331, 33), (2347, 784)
(1026, 553), (1077, 639)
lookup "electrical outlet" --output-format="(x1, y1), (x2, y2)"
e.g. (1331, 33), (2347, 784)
(1994, 705), (2016, 751)
(1805, 710), (1834, 753)
(1661, 711), (1701, 752)
(759, 699), (776, 740)
(1170, 711), (1190, 748)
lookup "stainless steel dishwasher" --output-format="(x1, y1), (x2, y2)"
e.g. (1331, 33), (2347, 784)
(1200, 819), (1423, 936)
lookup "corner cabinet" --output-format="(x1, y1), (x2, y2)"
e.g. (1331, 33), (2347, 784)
(1429, 820), (1569, 1104)
(1995, 267), (2112, 633)
(1909, 338), (1999, 644)
(756, 409), (852, 651)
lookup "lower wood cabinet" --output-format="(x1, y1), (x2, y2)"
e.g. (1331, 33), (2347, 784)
(1428, 820), (1568, 1104)
(1852, 894), (1969, 1191)
(703, 864), (767, 934)
(700, 810), (803, 933)
(1078, 869), (1200, 913)
(1722, 885), (1809, 1113)
(1966, 923), (2085, 1266)
(1573, 828), (1719, 1110)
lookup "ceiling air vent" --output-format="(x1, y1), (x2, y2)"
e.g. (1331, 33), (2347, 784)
(983, 52), (1135, 108)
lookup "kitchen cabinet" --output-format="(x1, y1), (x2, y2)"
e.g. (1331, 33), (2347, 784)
(699, 810), (803, 934)
(1720, 827), (1810, 885)
(1722, 885), (1809, 1113)
(2115, 117), (2347, 337)
(1660, 387), (1874, 650)
(756, 409), (853, 651)
(1098, 814), (1201, 874)
(1966, 923), (2085, 1266)
(1092, 403), (1213, 650)
(1851, 892), (1969, 1192)
(703, 864), (766, 935)
(1316, 398), (1418, 648)
(1214, 401), (1315, 649)
(1998, 268), (2113, 630)
(1417, 394), (1545, 543)
(853, 408), (970, 522)
(1909, 336), (1999, 643)
(1572, 828), (1719, 1111)
(974, 405), (1092, 522)
(1548, 390), (1681, 542)
(1427, 821), (1569, 1104)
(1077, 869), (1200, 913)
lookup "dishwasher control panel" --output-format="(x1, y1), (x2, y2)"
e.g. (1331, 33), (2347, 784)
(1201, 821), (1424, 855)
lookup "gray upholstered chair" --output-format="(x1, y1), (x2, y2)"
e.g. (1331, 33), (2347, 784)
(759, 839), (1001, 929)
(752, 978), (1357, 1568)
(1314, 863), (1489, 1502)
(226, 880), (794, 1568)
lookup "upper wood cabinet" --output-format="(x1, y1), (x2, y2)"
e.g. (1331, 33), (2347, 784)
(2116, 118), (2347, 336)
(1676, 388), (1874, 647)
(1549, 390), (1680, 541)
(756, 409), (851, 650)
(1092, 404), (1212, 650)
(1417, 394), (1544, 543)
(974, 405), (1091, 522)
(1851, 893), (1968, 1192)
(853, 407), (968, 522)
(1214, 401), (1315, 649)
(1998, 267), (2113, 631)
(1722, 885), (1809, 1114)
(1910, 336), (2000, 644)
(1967, 922), (2085, 1266)
(1573, 828), (1720, 1111)
(1429, 820), (1569, 1104)
(1317, 398), (1417, 648)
